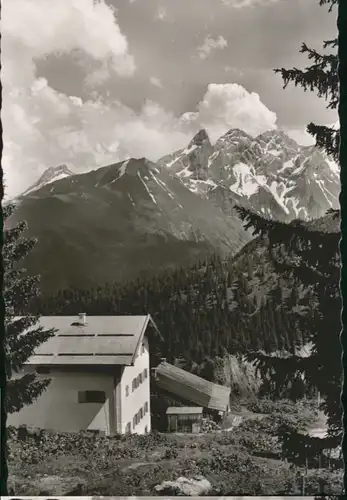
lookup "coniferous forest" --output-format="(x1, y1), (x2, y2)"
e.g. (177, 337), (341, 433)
(29, 243), (308, 365)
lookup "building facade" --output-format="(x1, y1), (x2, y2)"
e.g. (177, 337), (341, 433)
(8, 314), (159, 435)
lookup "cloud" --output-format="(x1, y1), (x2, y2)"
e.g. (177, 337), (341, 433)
(150, 76), (163, 88)
(2, 0), (136, 197)
(221, 0), (282, 7)
(190, 83), (277, 140)
(4, 79), (280, 198)
(197, 35), (228, 60)
(2, 2), (278, 198)
(2, 0), (135, 85)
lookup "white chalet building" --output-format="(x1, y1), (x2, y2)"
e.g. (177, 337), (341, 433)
(8, 314), (161, 435)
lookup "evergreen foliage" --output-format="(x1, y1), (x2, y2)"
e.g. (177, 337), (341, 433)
(233, 0), (341, 451)
(4, 203), (55, 413)
(274, 0), (339, 161)
(30, 249), (308, 383)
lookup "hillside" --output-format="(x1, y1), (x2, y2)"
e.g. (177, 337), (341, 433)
(11, 158), (250, 293)
(8, 400), (342, 496)
(31, 210), (339, 393)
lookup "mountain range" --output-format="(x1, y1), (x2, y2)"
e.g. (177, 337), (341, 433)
(158, 128), (339, 221)
(10, 128), (339, 293)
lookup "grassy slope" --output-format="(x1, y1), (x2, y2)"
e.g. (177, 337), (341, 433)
(8, 399), (342, 496)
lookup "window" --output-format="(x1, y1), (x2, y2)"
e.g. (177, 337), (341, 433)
(140, 407), (143, 420)
(138, 373), (143, 385)
(144, 401), (148, 414)
(145, 425), (148, 434)
(141, 343), (145, 354)
(125, 422), (131, 434)
(78, 391), (106, 404)
(143, 368), (148, 379)
(125, 385), (129, 397)
(133, 416), (136, 429)
(132, 378), (137, 391)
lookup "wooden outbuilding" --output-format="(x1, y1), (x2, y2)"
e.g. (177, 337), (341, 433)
(153, 361), (231, 420)
(166, 406), (203, 433)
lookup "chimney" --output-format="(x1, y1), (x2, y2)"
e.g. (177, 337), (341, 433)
(78, 313), (86, 325)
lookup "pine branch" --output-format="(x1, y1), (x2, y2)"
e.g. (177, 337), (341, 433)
(319, 0), (339, 11)
(307, 123), (340, 161)
(274, 63), (338, 109)
(6, 374), (51, 414)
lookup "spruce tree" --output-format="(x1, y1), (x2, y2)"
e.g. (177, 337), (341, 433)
(235, 0), (341, 457)
(275, 0), (339, 160)
(4, 203), (55, 413)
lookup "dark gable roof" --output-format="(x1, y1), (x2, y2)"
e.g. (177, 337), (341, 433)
(155, 362), (230, 412)
(25, 314), (160, 367)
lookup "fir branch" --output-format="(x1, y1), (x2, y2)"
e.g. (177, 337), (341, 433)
(306, 123), (340, 161)
(6, 375), (51, 414)
(274, 63), (338, 109)
(319, 0), (339, 11)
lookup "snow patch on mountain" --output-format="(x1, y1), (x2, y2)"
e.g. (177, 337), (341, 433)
(159, 128), (340, 221)
(137, 171), (157, 205)
(21, 164), (75, 196)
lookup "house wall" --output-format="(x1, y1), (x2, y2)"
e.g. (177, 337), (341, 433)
(120, 334), (151, 434)
(7, 367), (117, 435)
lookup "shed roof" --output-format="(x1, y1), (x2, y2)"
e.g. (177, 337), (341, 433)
(166, 406), (203, 415)
(24, 315), (160, 367)
(154, 362), (231, 412)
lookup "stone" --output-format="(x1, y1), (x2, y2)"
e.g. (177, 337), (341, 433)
(154, 475), (213, 496)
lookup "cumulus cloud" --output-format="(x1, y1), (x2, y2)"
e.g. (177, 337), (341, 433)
(3, 84), (278, 198)
(192, 83), (277, 141)
(2, 1), (279, 198)
(197, 35), (228, 60)
(2, 0), (136, 197)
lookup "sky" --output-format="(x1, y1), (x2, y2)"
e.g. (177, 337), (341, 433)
(2, 0), (338, 198)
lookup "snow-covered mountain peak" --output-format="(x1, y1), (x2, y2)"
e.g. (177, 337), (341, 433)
(214, 128), (253, 151)
(188, 129), (211, 148)
(21, 164), (75, 196)
(159, 127), (340, 221)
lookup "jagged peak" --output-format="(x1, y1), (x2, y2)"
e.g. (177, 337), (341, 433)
(38, 164), (74, 183)
(188, 129), (211, 147)
(21, 164), (75, 197)
(256, 129), (298, 147)
(221, 128), (253, 139)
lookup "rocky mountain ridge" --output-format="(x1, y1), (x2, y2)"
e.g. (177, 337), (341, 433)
(158, 128), (340, 221)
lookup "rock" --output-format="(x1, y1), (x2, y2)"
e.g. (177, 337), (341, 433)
(154, 475), (213, 496)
